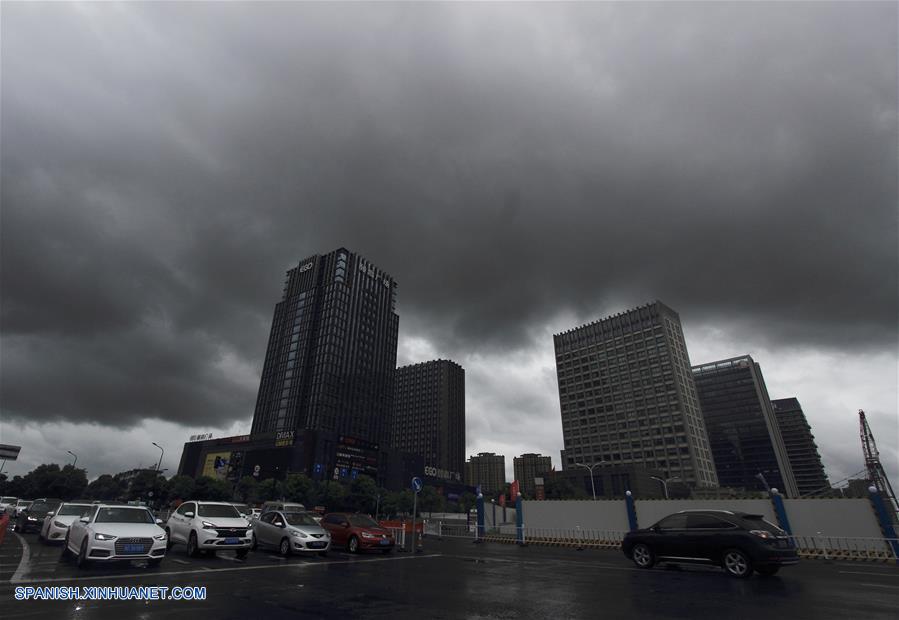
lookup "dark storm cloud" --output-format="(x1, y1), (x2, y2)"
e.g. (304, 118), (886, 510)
(1, 2), (896, 431)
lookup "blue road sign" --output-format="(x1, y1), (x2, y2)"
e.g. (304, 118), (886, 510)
(412, 477), (423, 493)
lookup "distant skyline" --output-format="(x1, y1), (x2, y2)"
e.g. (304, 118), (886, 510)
(2, 3), (896, 487)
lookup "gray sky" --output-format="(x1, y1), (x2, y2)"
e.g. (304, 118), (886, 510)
(2, 2), (896, 486)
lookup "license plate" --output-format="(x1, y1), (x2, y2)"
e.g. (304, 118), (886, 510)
(379, 539), (390, 546)
(309, 542), (325, 549)
(225, 537), (240, 544)
(123, 544), (144, 553)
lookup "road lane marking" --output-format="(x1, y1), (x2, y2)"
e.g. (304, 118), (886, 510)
(171, 559), (190, 565)
(4, 553), (443, 584)
(858, 583), (898, 589)
(839, 570), (899, 578)
(10, 533), (31, 583)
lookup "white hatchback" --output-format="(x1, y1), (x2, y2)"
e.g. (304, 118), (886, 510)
(65, 505), (167, 568)
(166, 501), (252, 558)
(39, 502), (94, 544)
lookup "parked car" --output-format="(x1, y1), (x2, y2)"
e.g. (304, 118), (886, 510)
(230, 503), (253, 519)
(0, 497), (18, 514)
(251, 510), (331, 557)
(165, 501), (252, 558)
(321, 513), (395, 554)
(39, 502), (95, 543)
(15, 499), (62, 534)
(64, 504), (167, 568)
(250, 508), (262, 520)
(621, 510), (798, 578)
(260, 501), (306, 514)
(14, 500), (33, 517)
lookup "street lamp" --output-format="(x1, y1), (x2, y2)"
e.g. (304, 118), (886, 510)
(67, 451), (78, 467)
(574, 461), (607, 500)
(152, 442), (164, 473)
(649, 476), (682, 500)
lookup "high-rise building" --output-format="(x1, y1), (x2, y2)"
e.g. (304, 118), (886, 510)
(691, 356), (798, 497)
(771, 397), (829, 497)
(513, 453), (553, 497)
(392, 360), (465, 479)
(553, 301), (718, 488)
(250, 248), (399, 447)
(465, 452), (506, 495)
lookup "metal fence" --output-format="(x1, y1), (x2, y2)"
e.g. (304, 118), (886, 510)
(788, 535), (898, 561)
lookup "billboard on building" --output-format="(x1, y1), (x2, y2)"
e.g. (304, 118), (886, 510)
(202, 451), (232, 481)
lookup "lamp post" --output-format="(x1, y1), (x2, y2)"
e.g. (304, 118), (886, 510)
(574, 461), (607, 500)
(650, 476), (669, 499)
(152, 442), (165, 473)
(66, 451), (78, 467)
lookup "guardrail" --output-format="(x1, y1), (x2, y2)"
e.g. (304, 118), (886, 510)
(789, 535), (898, 562)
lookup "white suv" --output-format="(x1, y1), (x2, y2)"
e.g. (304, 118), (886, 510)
(166, 501), (252, 558)
(64, 504), (167, 568)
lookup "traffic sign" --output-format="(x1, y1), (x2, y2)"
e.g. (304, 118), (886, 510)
(412, 477), (423, 493)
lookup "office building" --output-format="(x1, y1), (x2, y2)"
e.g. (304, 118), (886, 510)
(554, 301), (719, 488)
(513, 453), (553, 498)
(466, 452), (506, 495)
(250, 248), (399, 447)
(771, 398), (830, 497)
(692, 356), (798, 497)
(392, 359), (465, 480)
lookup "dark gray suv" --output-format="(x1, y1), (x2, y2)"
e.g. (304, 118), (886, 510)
(621, 510), (799, 578)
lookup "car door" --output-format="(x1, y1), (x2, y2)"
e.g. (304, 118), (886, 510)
(653, 513), (690, 558)
(257, 512), (276, 547)
(171, 502), (195, 543)
(685, 514), (735, 561)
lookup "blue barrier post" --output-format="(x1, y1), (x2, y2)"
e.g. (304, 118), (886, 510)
(625, 490), (638, 531)
(769, 488), (793, 536)
(515, 492), (525, 545)
(868, 487), (899, 561)
(475, 493), (485, 543)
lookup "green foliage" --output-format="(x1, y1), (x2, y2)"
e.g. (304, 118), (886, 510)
(193, 476), (233, 501)
(125, 470), (167, 503)
(418, 485), (445, 514)
(3, 464), (89, 500)
(85, 474), (126, 501)
(256, 478), (282, 502)
(315, 480), (346, 510)
(458, 492), (477, 513)
(345, 475), (378, 513)
(234, 476), (258, 503)
(544, 478), (588, 500)
(283, 473), (316, 506)
(166, 476), (196, 503)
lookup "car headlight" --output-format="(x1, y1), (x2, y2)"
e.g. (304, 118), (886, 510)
(361, 531), (377, 539)
(27, 516), (38, 521)
(750, 529), (774, 539)
(201, 521), (217, 529)
(94, 533), (116, 541)
(289, 529), (308, 538)
(154, 533), (167, 540)
(53, 521), (67, 528)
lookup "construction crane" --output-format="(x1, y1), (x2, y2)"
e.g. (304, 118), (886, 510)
(859, 409), (898, 515)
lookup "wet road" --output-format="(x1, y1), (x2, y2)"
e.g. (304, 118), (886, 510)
(1, 530), (897, 619)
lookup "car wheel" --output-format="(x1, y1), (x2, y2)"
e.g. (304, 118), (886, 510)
(347, 536), (359, 554)
(76, 538), (90, 569)
(279, 538), (292, 557)
(755, 565), (780, 577)
(187, 532), (200, 558)
(722, 549), (753, 579)
(236, 549), (249, 560)
(631, 543), (655, 569)
(61, 532), (72, 560)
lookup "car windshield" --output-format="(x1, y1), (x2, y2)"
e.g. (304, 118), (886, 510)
(1, 497), (17, 503)
(198, 504), (241, 518)
(95, 507), (155, 524)
(348, 515), (379, 528)
(17, 500), (31, 506)
(232, 504), (251, 514)
(742, 515), (786, 535)
(30, 501), (60, 514)
(284, 512), (318, 526)
(58, 504), (94, 517)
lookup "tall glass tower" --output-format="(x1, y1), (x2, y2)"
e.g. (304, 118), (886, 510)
(250, 248), (399, 447)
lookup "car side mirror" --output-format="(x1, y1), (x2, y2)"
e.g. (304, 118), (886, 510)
(47, 511), (55, 516)
(156, 518), (163, 525)
(274, 521), (284, 528)
(185, 512), (194, 518)
(79, 517), (90, 524)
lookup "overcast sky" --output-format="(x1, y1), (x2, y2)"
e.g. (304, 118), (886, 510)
(2, 3), (896, 487)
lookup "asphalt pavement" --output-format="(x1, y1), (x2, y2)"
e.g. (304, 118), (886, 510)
(0, 529), (896, 619)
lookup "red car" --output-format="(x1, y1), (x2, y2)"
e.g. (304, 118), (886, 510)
(321, 513), (395, 554)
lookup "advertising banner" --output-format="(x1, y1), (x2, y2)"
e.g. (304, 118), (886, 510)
(202, 451), (232, 481)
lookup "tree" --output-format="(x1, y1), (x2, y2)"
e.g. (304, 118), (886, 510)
(458, 492), (477, 514)
(381, 489), (414, 518)
(125, 470), (167, 504)
(256, 478), (282, 502)
(345, 475), (378, 513)
(85, 475), (125, 501)
(17, 464), (88, 500)
(0, 474), (26, 497)
(418, 485), (445, 516)
(234, 476), (258, 504)
(166, 476), (196, 504)
(194, 476), (233, 501)
(545, 478), (588, 500)
(283, 473), (316, 506)
(315, 480), (347, 511)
